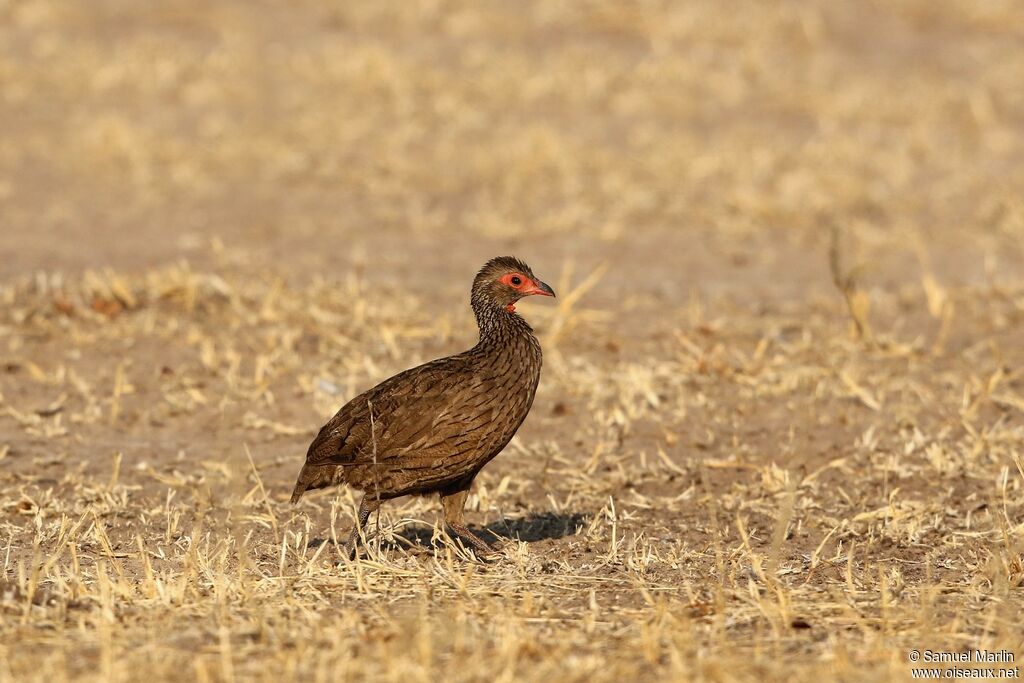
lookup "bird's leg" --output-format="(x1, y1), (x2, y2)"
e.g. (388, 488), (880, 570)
(341, 495), (380, 559)
(440, 487), (501, 556)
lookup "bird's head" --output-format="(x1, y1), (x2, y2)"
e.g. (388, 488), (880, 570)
(472, 256), (556, 314)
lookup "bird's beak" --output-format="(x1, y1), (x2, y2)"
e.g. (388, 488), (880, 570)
(526, 279), (556, 298)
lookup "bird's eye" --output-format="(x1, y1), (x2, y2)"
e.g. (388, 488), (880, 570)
(510, 276), (522, 286)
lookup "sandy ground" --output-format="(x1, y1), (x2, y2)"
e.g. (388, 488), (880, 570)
(1, 1), (1023, 681)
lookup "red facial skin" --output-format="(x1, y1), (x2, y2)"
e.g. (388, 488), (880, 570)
(498, 272), (555, 312)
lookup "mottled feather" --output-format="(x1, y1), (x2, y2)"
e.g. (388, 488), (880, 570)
(291, 256), (547, 504)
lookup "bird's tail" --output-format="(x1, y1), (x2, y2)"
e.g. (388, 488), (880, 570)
(289, 480), (307, 504)
(290, 462), (346, 504)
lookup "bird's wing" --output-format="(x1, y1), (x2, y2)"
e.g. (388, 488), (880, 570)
(304, 355), (496, 467)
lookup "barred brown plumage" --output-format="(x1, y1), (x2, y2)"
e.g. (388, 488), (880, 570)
(290, 256), (555, 555)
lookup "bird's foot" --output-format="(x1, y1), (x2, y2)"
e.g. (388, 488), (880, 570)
(337, 537), (360, 561)
(445, 524), (504, 558)
(336, 527), (376, 561)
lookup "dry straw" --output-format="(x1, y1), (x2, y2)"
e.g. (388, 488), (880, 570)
(3, 1), (1024, 681)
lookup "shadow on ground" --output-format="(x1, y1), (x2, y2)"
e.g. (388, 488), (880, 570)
(392, 511), (588, 550)
(305, 511), (587, 554)
(485, 511), (589, 542)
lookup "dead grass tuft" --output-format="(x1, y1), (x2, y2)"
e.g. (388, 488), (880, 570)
(3, 0), (1024, 681)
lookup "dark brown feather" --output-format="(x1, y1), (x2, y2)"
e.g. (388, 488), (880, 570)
(290, 256), (546, 505)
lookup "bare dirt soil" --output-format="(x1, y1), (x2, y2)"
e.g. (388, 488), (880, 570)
(1, 1), (1023, 681)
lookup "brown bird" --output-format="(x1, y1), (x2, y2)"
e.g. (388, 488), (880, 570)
(291, 256), (555, 555)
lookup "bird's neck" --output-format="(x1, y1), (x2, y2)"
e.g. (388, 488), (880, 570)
(471, 299), (535, 348)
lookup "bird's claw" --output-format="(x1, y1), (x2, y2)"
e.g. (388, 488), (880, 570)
(336, 527), (377, 562)
(446, 524), (506, 559)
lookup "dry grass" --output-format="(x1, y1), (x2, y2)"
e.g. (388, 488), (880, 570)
(2, 1), (1024, 681)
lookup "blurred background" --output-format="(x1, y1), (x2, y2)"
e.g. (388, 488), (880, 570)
(3, 0), (1023, 300)
(2, 4), (1024, 678)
